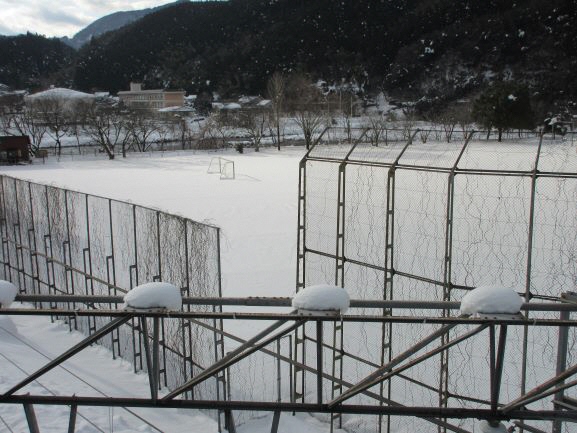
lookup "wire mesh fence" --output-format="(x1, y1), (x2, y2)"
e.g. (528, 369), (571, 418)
(296, 132), (577, 433)
(0, 175), (225, 410)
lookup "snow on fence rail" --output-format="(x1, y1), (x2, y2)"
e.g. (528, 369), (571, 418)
(296, 133), (577, 433)
(0, 175), (225, 406)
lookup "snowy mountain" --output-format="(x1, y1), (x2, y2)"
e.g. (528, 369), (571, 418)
(60, 0), (189, 50)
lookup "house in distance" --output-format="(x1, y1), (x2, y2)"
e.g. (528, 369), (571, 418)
(0, 136), (31, 164)
(118, 82), (185, 110)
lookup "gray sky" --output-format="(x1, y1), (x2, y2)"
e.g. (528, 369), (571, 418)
(0, 1), (178, 38)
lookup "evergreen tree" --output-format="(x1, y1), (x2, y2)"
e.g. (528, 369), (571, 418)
(472, 82), (535, 141)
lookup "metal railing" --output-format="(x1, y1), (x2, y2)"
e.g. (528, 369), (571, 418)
(1, 295), (577, 433)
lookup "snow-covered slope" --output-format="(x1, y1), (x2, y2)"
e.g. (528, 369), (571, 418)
(61, 0), (189, 49)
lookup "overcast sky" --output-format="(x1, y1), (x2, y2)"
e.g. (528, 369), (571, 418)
(0, 1), (178, 38)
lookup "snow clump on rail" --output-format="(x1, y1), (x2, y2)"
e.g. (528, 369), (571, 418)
(292, 284), (350, 313)
(124, 282), (182, 310)
(478, 419), (508, 432)
(0, 280), (18, 307)
(460, 285), (523, 316)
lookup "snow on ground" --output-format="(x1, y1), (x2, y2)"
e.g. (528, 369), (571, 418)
(124, 282), (182, 310)
(0, 308), (331, 433)
(292, 285), (350, 313)
(0, 309), (217, 433)
(0, 147), (316, 432)
(459, 285), (524, 316)
(1, 147), (302, 304)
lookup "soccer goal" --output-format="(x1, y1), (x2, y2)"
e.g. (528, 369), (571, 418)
(207, 156), (235, 180)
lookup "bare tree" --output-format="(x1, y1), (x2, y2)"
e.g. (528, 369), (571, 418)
(198, 112), (229, 149)
(171, 114), (188, 150)
(240, 109), (268, 152)
(438, 112), (457, 143)
(83, 106), (130, 159)
(28, 97), (72, 156)
(0, 95), (23, 136)
(267, 72), (285, 150)
(419, 128), (432, 143)
(367, 113), (388, 146)
(125, 110), (160, 152)
(286, 74), (327, 149)
(401, 110), (417, 142)
(11, 108), (47, 156)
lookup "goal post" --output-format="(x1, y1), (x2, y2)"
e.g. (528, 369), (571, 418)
(207, 156), (235, 180)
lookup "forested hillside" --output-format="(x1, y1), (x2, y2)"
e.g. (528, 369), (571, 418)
(0, 33), (75, 89)
(1, 0), (575, 112)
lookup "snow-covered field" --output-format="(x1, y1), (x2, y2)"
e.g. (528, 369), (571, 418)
(1, 137), (576, 433)
(0, 147), (332, 432)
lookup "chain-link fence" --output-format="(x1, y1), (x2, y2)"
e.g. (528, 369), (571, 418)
(296, 132), (577, 433)
(0, 175), (225, 411)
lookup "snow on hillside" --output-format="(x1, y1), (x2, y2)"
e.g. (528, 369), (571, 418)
(25, 87), (95, 100)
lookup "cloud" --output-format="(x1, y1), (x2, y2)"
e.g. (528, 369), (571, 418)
(38, 7), (90, 27)
(0, 0), (180, 37)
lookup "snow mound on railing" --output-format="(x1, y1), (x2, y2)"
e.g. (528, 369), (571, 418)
(0, 280), (17, 307)
(124, 282), (182, 310)
(292, 285), (349, 313)
(460, 285), (523, 316)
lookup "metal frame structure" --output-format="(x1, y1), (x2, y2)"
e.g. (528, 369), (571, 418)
(2, 131), (577, 433)
(295, 130), (577, 432)
(1, 295), (577, 433)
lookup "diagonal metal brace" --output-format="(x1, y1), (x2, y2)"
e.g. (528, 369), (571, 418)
(329, 323), (488, 408)
(501, 362), (577, 413)
(163, 317), (306, 401)
(4, 315), (133, 396)
(328, 322), (458, 407)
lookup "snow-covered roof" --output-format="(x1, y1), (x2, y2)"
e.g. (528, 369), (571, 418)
(223, 102), (242, 110)
(258, 99), (271, 107)
(26, 88), (96, 100)
(238, 95), (259, 104)
(157, 106), (194, 112)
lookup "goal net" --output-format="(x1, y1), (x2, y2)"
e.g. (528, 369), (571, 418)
(207, 156), (235, 180)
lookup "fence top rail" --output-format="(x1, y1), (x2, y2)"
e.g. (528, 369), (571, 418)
(0, 174), (221, 231)
(0, 308), (575, 326)
(12, 294), (577, 312)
